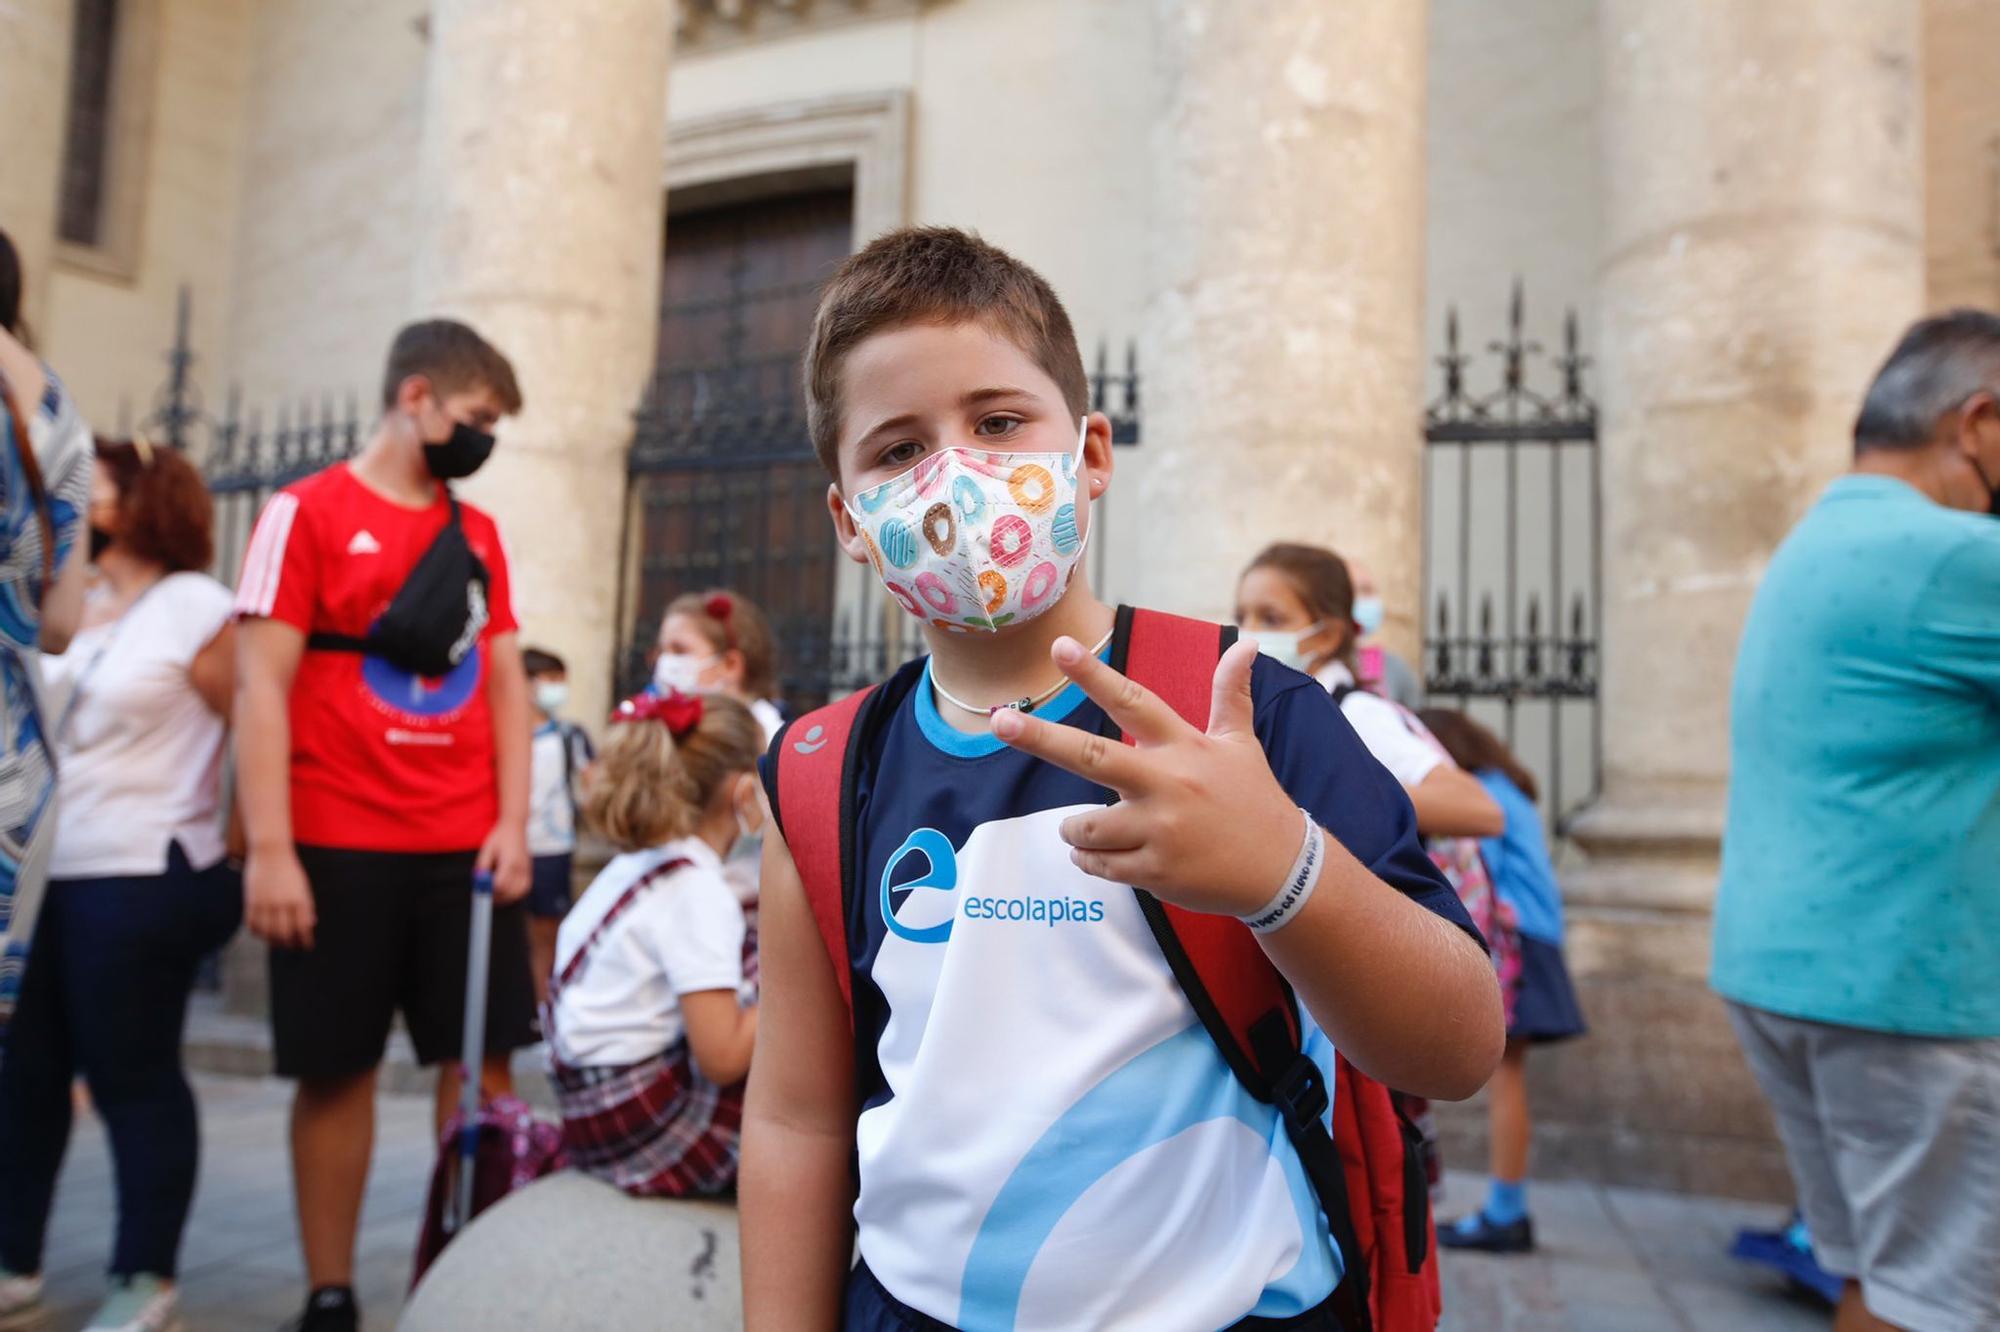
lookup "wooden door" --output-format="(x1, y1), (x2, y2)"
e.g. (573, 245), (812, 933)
(628, 186), (853, 707)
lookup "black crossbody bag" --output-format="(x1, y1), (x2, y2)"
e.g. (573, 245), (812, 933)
(310, 496), (491, 676)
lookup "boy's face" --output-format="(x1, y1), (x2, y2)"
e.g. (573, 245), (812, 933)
(824, 322), (1115, 570)
(530, 668), (568, 715)
(397, 375), (506, 441)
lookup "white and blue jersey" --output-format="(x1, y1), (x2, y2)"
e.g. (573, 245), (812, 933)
(773, 652), (1476, 1331)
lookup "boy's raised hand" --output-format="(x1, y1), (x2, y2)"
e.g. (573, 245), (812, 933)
(990, 636), (1306, 917)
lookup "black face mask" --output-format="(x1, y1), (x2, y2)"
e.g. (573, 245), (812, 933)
(422, 419), (496, 481)
(89, 525), (113, 562)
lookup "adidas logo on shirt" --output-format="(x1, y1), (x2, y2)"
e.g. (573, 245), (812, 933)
(347, 530), (382, 555)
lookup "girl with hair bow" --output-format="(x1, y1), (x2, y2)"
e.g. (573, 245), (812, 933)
(540, 690), (764, 1198)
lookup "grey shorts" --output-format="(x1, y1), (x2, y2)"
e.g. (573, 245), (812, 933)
(1728, 1001), (2000, 1332)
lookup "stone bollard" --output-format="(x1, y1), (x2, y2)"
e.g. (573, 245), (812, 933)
(399, 1171), (740, 1330)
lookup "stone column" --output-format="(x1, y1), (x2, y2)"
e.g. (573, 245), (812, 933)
(1556, 0), (1924, 1196)
(1924, 0), (2000, 308)
(411, 0), (673, 729)
(1136, 0), (1428, 650)
(0, 0), (73, 336)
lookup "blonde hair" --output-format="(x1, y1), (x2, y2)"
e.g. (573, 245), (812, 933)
(584, 694), (764, 853)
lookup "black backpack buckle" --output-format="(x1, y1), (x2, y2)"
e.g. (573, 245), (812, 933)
(1271, 1053), (1329, 1133)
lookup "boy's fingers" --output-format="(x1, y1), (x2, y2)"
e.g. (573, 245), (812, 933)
(991, 708), (1148, 793)
(1069, 845), (1149, 885)
(1049, 637), (1185, 746)
(1206, 638), (1261, 741)
(1059, 805), (1145, 852)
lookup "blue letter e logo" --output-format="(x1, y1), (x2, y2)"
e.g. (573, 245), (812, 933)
(881, 828), (958, 945)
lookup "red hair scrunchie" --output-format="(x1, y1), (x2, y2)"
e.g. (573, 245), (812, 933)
(612, 689), (703, 740)
(704, 592), (738, 649)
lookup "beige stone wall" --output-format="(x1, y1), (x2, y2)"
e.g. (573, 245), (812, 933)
(0, 0), (73, 339)
(223, 0), (430, 407)
(1924, 0), (2000, 310)
(31, 0), (256, 435)
(667, 0), (1159, 606)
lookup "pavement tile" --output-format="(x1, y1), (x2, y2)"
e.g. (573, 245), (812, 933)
(31, 1076), (1844, 1330)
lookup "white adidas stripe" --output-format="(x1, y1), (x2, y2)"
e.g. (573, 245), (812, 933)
(235, 491), (300, 618)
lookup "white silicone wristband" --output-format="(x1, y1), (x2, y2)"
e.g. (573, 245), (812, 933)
(1241, 809), (1324, 935)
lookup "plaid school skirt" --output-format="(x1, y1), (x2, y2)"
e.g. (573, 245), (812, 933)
(549, 1042), (744, 1199)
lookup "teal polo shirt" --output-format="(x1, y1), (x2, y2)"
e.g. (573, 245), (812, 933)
(1713, 474), (2000, 1038)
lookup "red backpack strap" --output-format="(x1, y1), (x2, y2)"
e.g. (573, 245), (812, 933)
(543, 856), (694, 1058)
(1113, 606), (1373, 1331)
(769, 686), (878, 1029)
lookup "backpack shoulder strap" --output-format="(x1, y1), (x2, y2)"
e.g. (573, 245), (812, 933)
(1113, 606), (1372, 1330)
(1116, 608), (1302, 1061)
(545, 855), (693, 1012)
(769, 685), (878, 1029)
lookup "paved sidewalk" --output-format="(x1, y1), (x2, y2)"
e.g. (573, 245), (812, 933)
(35, 1075), (1831, 1331)
(1432, 1175), (1829, 1331)
(39, 1077), (432, 1332)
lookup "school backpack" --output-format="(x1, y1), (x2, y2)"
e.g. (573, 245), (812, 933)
(772, 606), (1443, 1332)
(1328, 683), (1523, 1029)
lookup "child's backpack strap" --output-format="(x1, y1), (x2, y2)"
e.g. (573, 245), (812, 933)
(542, 856), (692, 1065)
(1112, 606), (1381, 1332)
(769, 686), (879, 1028)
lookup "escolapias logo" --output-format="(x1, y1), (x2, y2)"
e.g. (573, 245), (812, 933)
(880, 826), (1110, 945)
(881, 828), (959, 944)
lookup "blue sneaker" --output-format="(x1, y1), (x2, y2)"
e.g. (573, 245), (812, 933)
(1728, 1210), (1842, 1306)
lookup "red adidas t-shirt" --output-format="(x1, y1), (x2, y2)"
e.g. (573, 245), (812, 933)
(234, 463), (518, 853)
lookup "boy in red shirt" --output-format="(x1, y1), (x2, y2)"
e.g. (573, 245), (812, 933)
(234, 320), (534, 1332)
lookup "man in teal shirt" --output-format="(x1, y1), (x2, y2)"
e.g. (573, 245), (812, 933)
(1715, 311), (2000, 1332)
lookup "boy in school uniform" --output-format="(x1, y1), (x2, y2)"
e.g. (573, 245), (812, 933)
(523, 645), (595, 1006)
(740, 229), (1503, 1331)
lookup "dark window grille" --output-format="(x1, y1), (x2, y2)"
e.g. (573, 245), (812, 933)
(1423, 282), (1602, 830)
(59, 0), (121, 248)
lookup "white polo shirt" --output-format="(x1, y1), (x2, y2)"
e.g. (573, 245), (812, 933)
(1314, 661), (1442, 790)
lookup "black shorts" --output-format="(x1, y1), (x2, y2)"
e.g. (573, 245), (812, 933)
(269, 846), (537, 1082)
(528, 853), (574, 920)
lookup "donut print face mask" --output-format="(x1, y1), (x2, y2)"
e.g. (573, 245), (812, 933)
(844, 417), (1090, 632)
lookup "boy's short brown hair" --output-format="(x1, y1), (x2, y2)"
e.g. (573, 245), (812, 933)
(802, 227), (1089, 476)
(381, 319), (524, 415)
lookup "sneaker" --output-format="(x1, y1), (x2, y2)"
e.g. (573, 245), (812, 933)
(281, 1286), (358, 1332)
(0, 1270), (45, 1331)
(1438, 1210), (1536, 1254)
(86, 1274), (177, 1331)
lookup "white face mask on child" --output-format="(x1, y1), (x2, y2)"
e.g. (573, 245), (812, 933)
(534, 681), (570, 714)
(653, 652), (716, 696)
(843, 417), (1091, 632)
(1244, 624), (1324, 674)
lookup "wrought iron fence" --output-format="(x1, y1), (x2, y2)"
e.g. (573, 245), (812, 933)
(1422, 283), (1602, 828)
(130, 291), (364, 588)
